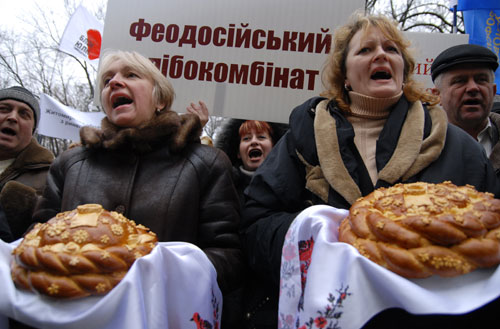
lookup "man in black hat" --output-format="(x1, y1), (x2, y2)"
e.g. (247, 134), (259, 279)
(0, 86), (54, 242)
(431, 44), (500, 173)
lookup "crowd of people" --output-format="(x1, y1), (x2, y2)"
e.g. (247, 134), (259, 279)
(1, 10), (500, 329)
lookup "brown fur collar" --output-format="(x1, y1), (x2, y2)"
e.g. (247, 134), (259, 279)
(80, 110), (202, 153)
(301, 99), (447, 205)
(0, 138), (54, 183)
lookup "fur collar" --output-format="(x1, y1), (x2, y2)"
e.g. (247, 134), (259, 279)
(303, 99), (447, 205)
(80, 110), (202, 153)
(0, 138), (54, 182)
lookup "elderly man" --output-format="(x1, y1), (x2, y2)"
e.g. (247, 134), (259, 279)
(0, 86), (54, 241)
(431, 44), (499, 173)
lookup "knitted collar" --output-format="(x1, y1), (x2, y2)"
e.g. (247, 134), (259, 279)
(312, 97), (447, 204)
(347, 91), (402, 119)
(239, 166), (255, 177)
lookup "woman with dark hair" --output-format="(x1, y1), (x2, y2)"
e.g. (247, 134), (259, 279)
(216, 119), (288, 207)
(215, 118), (288, 329)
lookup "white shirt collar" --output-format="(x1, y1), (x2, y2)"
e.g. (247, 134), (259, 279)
(477, 118), (494, 157)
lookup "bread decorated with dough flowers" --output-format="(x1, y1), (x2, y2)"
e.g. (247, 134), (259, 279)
(338, 181), (500, 278)
(11, 204), (157, 298)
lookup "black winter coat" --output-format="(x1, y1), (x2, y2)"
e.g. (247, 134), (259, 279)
(241, 96), (500, 327)
(488, 111), (500, 175)
(33, 111), (243, 295)
(214, 118), (288, 329)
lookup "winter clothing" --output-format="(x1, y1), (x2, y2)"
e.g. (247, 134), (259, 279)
(241, 96), (500, 327)
(431, 44), (499, 82)
(487, 112), (500, 174)
(0, 138), (53, 241)
(493, 101), (500, 114)
(32, 110), (243, 314)
(215, 118), (288, 329)
(0, 205), (13, 242)
(0, 86), (40, 131)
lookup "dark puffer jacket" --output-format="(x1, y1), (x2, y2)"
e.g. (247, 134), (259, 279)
(32, 110), (243, 296)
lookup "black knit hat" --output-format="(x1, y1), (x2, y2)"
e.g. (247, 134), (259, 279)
(431, 44), (499, 82)
(0, 86), (40, 131)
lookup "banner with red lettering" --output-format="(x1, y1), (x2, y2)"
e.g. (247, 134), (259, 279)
(100, 0), (469, 123)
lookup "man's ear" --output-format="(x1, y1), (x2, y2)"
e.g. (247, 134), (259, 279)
(431, 87), (440, 96)
(493, 83), (497, 95)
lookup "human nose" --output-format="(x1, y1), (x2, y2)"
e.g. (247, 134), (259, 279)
(5, 110), (18, 122)
(250, 135), (259, 144)
(108, 73), (125, 88)
(465, 78), (479, 93)
(373, 46), (387, 61)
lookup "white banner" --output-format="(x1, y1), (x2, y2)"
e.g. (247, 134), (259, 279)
(405, 31), (468, 93)
(100, 0), (469, 123)
(39, 93), (105, 142)
(59, 5), (104, 68)
(100, 0), (364, 123)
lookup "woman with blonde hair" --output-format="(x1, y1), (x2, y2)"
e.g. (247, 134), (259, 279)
(33, 49), (243, 327)
(241, 12), (499, 328)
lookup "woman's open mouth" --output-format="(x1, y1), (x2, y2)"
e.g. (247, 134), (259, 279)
(112, 95), (133, 109)
(249, 149), (263, 159)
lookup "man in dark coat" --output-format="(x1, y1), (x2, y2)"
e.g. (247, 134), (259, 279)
(431, 44), (500, 174)
(0, 86), (54, 241)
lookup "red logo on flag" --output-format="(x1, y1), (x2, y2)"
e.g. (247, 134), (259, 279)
(87, 29), (101, 60)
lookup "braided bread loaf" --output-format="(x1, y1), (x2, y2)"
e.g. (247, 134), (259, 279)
(11, 204), (157, 298)
(338, 182), (500, 278)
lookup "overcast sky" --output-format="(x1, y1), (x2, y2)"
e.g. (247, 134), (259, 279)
(1, 0), (37, 30)
(1, 0), (105, 33)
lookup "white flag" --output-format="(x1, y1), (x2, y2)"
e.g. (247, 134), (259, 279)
(38, 94), (105, 141)
(59, 5), (103, 67)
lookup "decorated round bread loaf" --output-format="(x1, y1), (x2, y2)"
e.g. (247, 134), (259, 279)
(338, 182), (500, 278)
(11, 204), (157, 298)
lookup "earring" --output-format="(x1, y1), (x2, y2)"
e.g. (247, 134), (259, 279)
(344, 84), (352, 91)
(155, 108), (162, 115)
